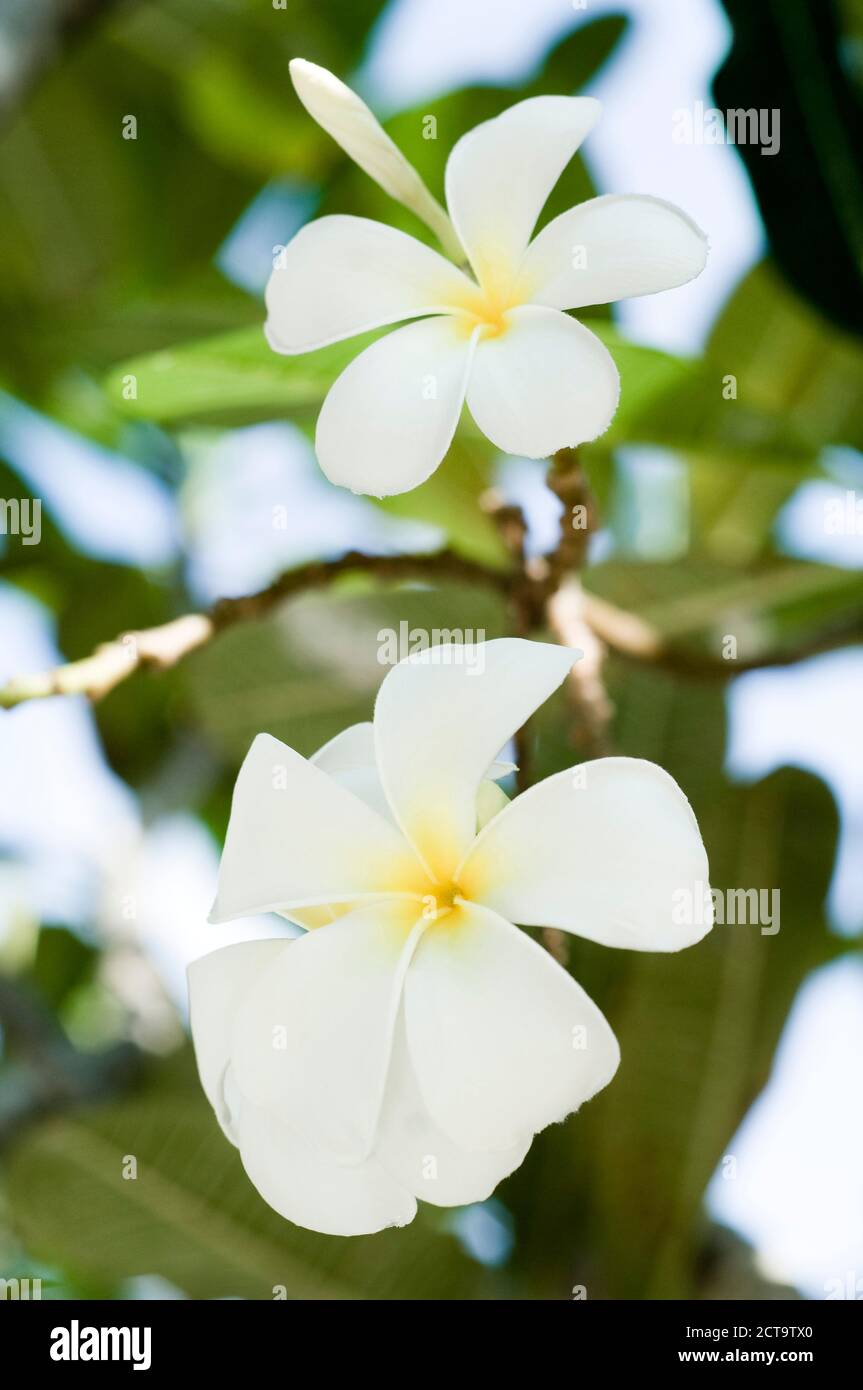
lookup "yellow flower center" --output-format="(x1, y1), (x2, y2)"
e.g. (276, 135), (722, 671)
(422, 878), (462, 922)
(445, 253), (534, 342)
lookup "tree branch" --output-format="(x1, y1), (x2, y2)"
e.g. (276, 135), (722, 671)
(0, 549), (511, 709)
(2, 535), (859, 713)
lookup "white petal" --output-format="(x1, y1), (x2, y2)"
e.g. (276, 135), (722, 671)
(188, 939), (289, 1142)
(476, 779), (509, 830)
(373, 638), (578, 879)
(235, 1088), (416, 1236)
(377, 1011), (530, 1206)
(405, 903), (619, 1152)
(460, 757), (711, 951)
(289, 59), (462, 261)
(466, 305), (619, 457)
(210, 732), (422, 923)
(311, 727), (514, 831)
(265, 215), (473, 354)
(316, 315), (475, 497)
(520, 193), (709, 311)
(445, 96), (600, 286)
(230, 902), (426, 1160)
(310, 721), (375, 773)
(309, 722), (395, 822)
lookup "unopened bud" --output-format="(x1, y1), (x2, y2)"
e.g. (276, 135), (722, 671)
(289, 59), (463, 262)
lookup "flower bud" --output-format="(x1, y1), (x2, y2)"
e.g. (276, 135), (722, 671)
(289, 58), (463, 262)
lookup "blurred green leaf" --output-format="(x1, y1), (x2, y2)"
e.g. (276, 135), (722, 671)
(504, 663), (844, 1298)
(369, 437), (506, 567)
(583, 555), (863, 663)
(187, 583), (507, 766)
(104, 326), (384, 428)
(708, 262), (863, 451)
(586, 664), (845, 1296)
(27, 928), (98, 1013)
(6, 1048), (493, 1299)
(0, 39), (253, 398)
(181, 51), (319, 181)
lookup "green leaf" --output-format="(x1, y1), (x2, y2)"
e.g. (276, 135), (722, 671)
(371, 437), (507, 567)
(585, 319), (822, 465)
(0, 36), (254, 398)
(504, 664), (844, 1298)
(707, 262), (863, 451)
(27, 928), (98, 1013)
(5, 1049), (493, 1299)
(180, 51), (320, 182)
(586, 663), (845, 1296)
(583, 555), (863, 663)
(187, 583), (508, 767)
(104, 327), (384, 428)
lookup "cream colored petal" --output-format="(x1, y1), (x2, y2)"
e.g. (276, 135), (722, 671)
(466, 305), (620, 457)
(229, 902), (427, 1161)
(210, 732), (423, 924)
(377, 1011), (531, 1206)
(445, 95), (600, 286)
(460, 756), (712, 950)
(315, 315), (476, 498)
(265, 215), (474, 354)
(405, 903), (619, 1152)
(188, 939), (290, 1142)
(235, 1086), (416, 1236)
(373, 637), (578, 879)
(520, 193), (708, 311)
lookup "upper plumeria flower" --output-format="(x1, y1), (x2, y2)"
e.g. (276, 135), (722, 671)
(188, 639), (711, 1237)
(265, 60), (708, 498)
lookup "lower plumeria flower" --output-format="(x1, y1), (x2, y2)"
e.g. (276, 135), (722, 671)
(265, 60), (708, 498)
(189, 639), (711, 1236)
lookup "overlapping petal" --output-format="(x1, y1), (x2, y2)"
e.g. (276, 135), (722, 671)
(377, 1011), (530, 1205)
(309, 721), (394, 822)
(315, 315), (477, 497)
(230, 902), (426, 1159)
(209, 732), (423, 923)
(404, 902), (619, 1152)
(460, 756), (711, 950)
(465, 305), (620, 457)
(520, 193), (709, 311)
(310, 722), (514, 829)
(373, 638), (578, 879)
(187, 938), (290, 1141)
(445, 95), (601, 286)
(265, 214), (474, 353)
(235, 1096), (416, 1237)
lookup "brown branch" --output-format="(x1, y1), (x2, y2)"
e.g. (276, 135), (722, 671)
(0, 549), (511, 710)
(539, 449), (614, 764)
(2, 531), (858, 713)
(480, 489), (536, 789)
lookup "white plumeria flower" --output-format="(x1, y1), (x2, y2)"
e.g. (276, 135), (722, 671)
(188, 639), (711, 1237)
(265, 62), (708, 498)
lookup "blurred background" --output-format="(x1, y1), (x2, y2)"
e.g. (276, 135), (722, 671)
(0, 0), (862, 1300)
